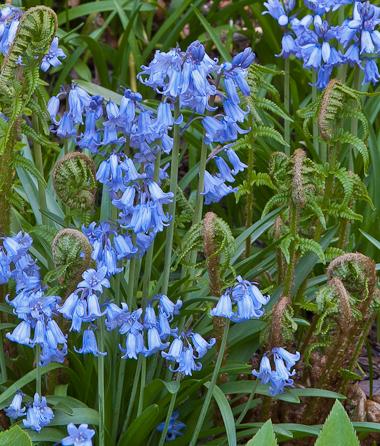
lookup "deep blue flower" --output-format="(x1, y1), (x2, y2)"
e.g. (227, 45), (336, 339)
(75, 328), (107, 356)
(77, 267), (110, 293)
(252, 347), (300, 396)
(41, 37), (66, 72)
(61, 423), (95, 446)
(156, 412), (186, 442)
(211, 277), (269, 322)
(363, 57), (380, 83)
(5, 391), (25, 419)
(23, 393), (54, 432)
(263, 0), (296, 26)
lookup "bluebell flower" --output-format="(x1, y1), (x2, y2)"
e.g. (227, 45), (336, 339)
(210, 292), (234, 318)
(190, 333), (216, 358)
(158, 294), (182, 319)
(68, 85), (91, 125)
(41, 37), (66, 72)
(215, 156), (235, 183)
(162, 337), (183, 362)
(272, 347), (300, 369)
(252, 354), (272, 384)
(47, 96), (60, 123)
(61, 423), (95, 446)
(226, 149), (247, 174)
(299, 20), (342, 70)
(75, 328), (107, 356)
(23, 393), (54, 432)
(170, 345), (202, 376)
(77, 267), (110, 293)
(144, 327), (169, 357)
(363, 57), (380, 83)
(6, 320), (31, 345)
(5, 391), (25, 419)
(252, 347), (300, 396)
(156, 412), (186, 442)
(56, 113), (77, 138)
(263, 0), (296, 26)
(211, 276), (269, 322)
(202, 170), (237, 205)
(120, 331), (145, 359)
(0, 7), (21, 56)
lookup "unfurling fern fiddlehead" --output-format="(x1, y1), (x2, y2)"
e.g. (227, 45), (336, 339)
(302, 253), (378, 423)
(0, 6), (57, 234)
(52, 152), (97, 214)
(52, 228), (93, 296)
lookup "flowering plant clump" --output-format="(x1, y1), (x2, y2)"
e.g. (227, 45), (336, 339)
(0, 1), (378, 445)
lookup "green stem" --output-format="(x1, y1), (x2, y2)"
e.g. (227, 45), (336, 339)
(283, 205), (298, 299)
(158, 375), (181, 446)
(161, 101), (181, 295)
(35, 345), (41, 396)
(142, 153), (161, 299)
(123, 356), (142, 432)
(32, 116), (47, 225)
(0, 336), (6, 384)
(312, 72), (319, 158)
(189, 320), (230, 446)
(236, 379), (259, 425)
(284, 58), (290, 155)
(137, 357), (146, 417)
(127, 258), (136, 309)
(98, 322), (106, 446)
(245, 116), (255, 258)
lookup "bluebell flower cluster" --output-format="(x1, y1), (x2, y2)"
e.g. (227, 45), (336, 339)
(156, 411), (186, 442)
(61, 423), (95, 446)
(211, 276), (270, 322)
(48, 86), (174, 160)
(203, 148), (247, 204)
(5, 392), (54, 432)
(264, 0), (380, 87)
(48, 42), (254, 209)
(1, 233), (67, 365)
(253, 347), (300, 396)
(162, 331), (216, 376)
(0, 5), (65, 71)
(59, 266), (110, 355)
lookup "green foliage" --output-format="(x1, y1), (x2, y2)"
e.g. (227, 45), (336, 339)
(0, 425), (32, 446)
(246, 420), (277, 446)
(246, 401), (360, 446)
(315, 400), (359, 446)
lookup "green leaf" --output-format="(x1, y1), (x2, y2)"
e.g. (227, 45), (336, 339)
(0, 364), (62, 407)
(246, 420), (277, 446)
(118, 404), (160, 446)
(0, 426), (32, 446)
(360, 229), (380, 251)
(192, 7), (230, 61)
(160, 380), (180, 394)
(204, 382), (236, 446)
(290, 388), (346, 400)
(315, 400), (359, 446)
